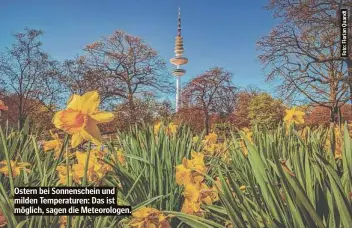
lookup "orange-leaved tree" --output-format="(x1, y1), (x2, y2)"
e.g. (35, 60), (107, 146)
(182, 67), (236, 134)
(232, 87), (261, 129)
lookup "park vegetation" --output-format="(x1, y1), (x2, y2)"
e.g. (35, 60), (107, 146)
(0, 0), (351, 227)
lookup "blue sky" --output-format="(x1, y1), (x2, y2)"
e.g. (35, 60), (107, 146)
(0, 0), (279, 100)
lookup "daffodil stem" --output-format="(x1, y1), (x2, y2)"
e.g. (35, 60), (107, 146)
(32, 136), (44, 182)
(68, 216), (72, 228)
(83, 142), (91, 186)
(0, 127), (14, 196)
(50, 134), (69, 182)
(66, 147), (70, 186)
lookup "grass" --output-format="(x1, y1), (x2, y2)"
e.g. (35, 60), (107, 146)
(0, 121), (351, 227)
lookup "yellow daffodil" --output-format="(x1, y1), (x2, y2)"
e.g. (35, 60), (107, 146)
(56, 165), (73, 185)
(184, 155), (205, 176)
(58, 216), (76, 228)
(181, 199), (201, 215)
(220, 145), (232, 163)
(197, 182), (218, 204)
(240, 140), (248, 156)
(284, 107), (305, 125)
(154, 122), (162, 135)
(129, 207), (171, 228)
(72, 151), (101, 183)
(191, 172), (205, 185)
(90, 166), (106, 183)
(176, 151), (207, 186)
(182, 182), (218, 215)
(158, 214), (172, 228)
(225, 221), (234, 228)
(117, 149), (126, 166)
(53, 91), (114, 148)
(94, 148), (114, 174)
(154, 122), (178, 137)
(75, 151), (97, 168)
(176, 158), (205, 186)
(204, 133), (218, 145)
(43, 130), (63, 158)
(238, 128), (253, 157)
(131, 207), (159, 218)
(176, 159), (193, 186)
(176, 151), (219, 216)
(59, 216), (67, 228)
(71, 149), (112, 183)
(192, 136), (200, 144)
(203, 143), (217, 155)
(211, 181), (222, 199)
(71, 164), (85, 182)
(0, 100), (8, 111)
(0, 208), (6, 228)
(204, 142), (228, 156)
(109, 147), (127, 168)
(0, 160), (30, 177)
(166, 122), (178, 136)
(202, 133), (228, 157)
(184, 184), (200, 202)
(242, 128), (253, 142)
(189, 151), (206, 173)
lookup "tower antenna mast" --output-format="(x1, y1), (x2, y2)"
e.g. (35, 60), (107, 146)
(170, 6), (188, 112)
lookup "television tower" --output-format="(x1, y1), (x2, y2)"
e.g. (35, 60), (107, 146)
(170, 7), (188, 112)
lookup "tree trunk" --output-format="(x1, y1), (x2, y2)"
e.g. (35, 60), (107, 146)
(18, 110), (26, 130)
(18, 96), (24, 129)
(329, 106), (339, 128)
(338, 106), (342, 127)
(347, 58), (352, 108)
(19, 116), (25, 129)
(127, 93), (136, 125)
(204, 111), (209, 135)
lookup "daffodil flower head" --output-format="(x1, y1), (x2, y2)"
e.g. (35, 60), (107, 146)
(116, 150), (126, 166)
(190, 151), (206, 173)
(175, 160), (193, 186)
(72, 150), (109, 184)
(181, 199), (202, 215)
(166, 122), (178, 136)
(0, 208), (7, 227)
(59, 216), (67, 228)
(53, 91), (114, 148)
(154, 122), (162, 135)
(184, 184), (200, 202)
(43, 130), (63, 158)
(241, 127), (253, 142)
(0, 160), (30, 177)
(284, 107), (305, 125)
(0, 100), (8, 111)
(204, 133), (218, 145)
(56, 165), (73, 185)
(129, 207), (171, 228)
